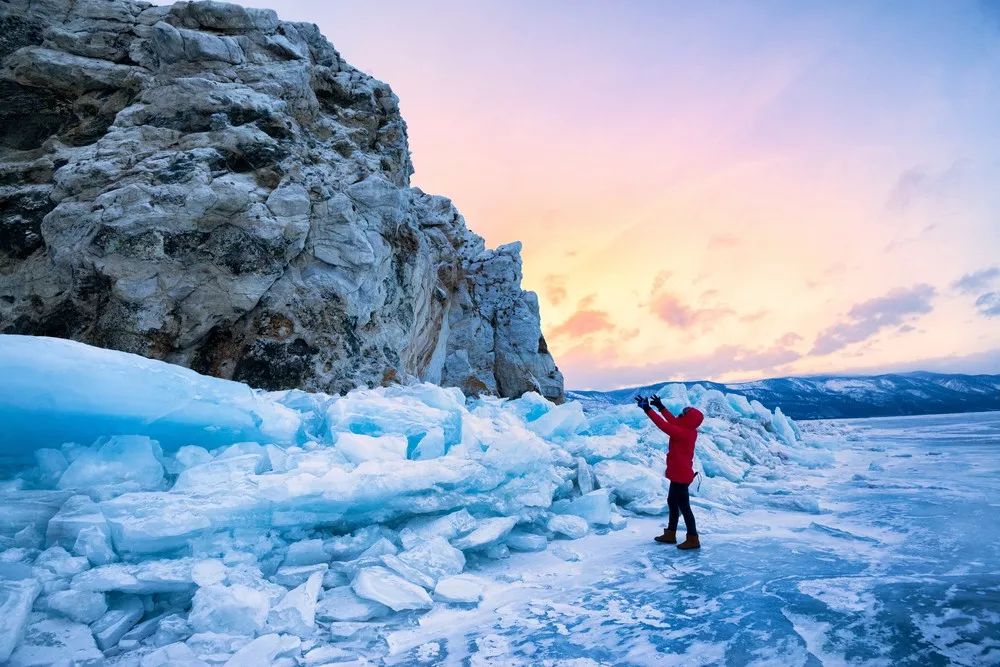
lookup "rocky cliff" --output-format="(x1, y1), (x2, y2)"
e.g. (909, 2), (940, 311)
(0, 0), (563, 400)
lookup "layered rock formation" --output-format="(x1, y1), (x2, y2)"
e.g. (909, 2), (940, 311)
(0, 0), (563, 400)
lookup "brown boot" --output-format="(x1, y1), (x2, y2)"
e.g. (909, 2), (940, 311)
(677, 533), (700, 550)
(654, 529), (677, 544)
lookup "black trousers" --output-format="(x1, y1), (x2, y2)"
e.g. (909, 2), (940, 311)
(667, 481), (697, 535)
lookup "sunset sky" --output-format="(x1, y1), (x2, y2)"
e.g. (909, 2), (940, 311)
(223, 1), (998, 389)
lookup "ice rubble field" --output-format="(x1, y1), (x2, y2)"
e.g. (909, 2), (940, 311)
(0, 336), (841, 665)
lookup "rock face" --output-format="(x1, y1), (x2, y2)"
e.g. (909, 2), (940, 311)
(0, 0), (563, 400)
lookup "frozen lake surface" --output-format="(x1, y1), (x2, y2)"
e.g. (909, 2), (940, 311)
(386, 412), (1000, 665)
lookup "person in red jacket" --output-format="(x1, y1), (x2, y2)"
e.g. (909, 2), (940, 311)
(636, 393), (704, 550)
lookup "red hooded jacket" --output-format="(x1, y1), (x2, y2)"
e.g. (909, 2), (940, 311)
(643, 406), (704, 484)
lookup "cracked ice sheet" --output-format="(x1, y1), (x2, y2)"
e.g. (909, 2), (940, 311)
(382, 412), (1000, 666)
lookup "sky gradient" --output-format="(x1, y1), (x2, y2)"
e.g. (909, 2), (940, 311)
(214, 1), (999, 389)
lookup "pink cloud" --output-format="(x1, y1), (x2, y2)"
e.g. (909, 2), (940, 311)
(550, 309), (615, 339)
(650, 292), (732, 329)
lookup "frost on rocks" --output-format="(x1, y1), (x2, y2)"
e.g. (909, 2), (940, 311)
(0, 0), (564, 405)
(0, 336), (825, 662)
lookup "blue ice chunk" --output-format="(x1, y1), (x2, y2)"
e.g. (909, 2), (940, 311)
(140, 641), (204, 667)
(410, 427), (446, 460)
(91, 595), (144, 650)
(33, 449), (68, 488)
(35, 546), (88, 578)
(72, 558), (195, 594)
(547, 514), (589, 539)
(282, 540), (327, 567)
(272, 564), (328, 589)
(44, 589), (108, 624)
(772, 407), (798, 445)
(505, 531), (547, 552)
(551, 488), (612, 525)
(0, 490), (73, 539)
(399, 510), (476, 550)
(526, 401), (587, 440)
(592, 460), (665, 502)
(222, 633), (301, 667)
(450, 517), (517, 551)
(189, 584), (271, 635)
(172, 454), (264, 493)
(0, 577), (41, 661)
(325, 384), (462, 450)
(316, 585), (390, 622)
(8, 616), (103, 666)
(433, 574), (484, 604)
(57, 436), (166, 496)
(576, 457), (595, 493)
(333, 432), (407, 465)
(174, 446), (213, 470)
(45, 495), (106, 550)
(506, 391), (553, 422)
(0, 335), (301, 458)
(654, 384), (690, 414)
(394, 536), (465, 584)
(351, 566), (432, 611)
(73, 525), (117, 566)
(267, 571), (322, 635)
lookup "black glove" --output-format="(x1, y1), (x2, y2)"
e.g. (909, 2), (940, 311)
(634, 395), (650, 410)
(649, 395), (665, 410)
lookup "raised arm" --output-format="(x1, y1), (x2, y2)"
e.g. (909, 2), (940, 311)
(649, 395), (680, 423)
(644, 406), (684, 438)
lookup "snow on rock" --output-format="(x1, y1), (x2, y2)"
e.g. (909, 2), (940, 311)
(0, 336), (828, 662)
(0, 0), (564, 405)
(351, 566), (433, 611)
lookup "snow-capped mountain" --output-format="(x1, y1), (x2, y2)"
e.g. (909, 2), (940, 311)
(569, 372), (1000, 419)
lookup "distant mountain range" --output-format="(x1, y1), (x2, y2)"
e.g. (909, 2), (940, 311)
(567, 372), (1000, 420)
